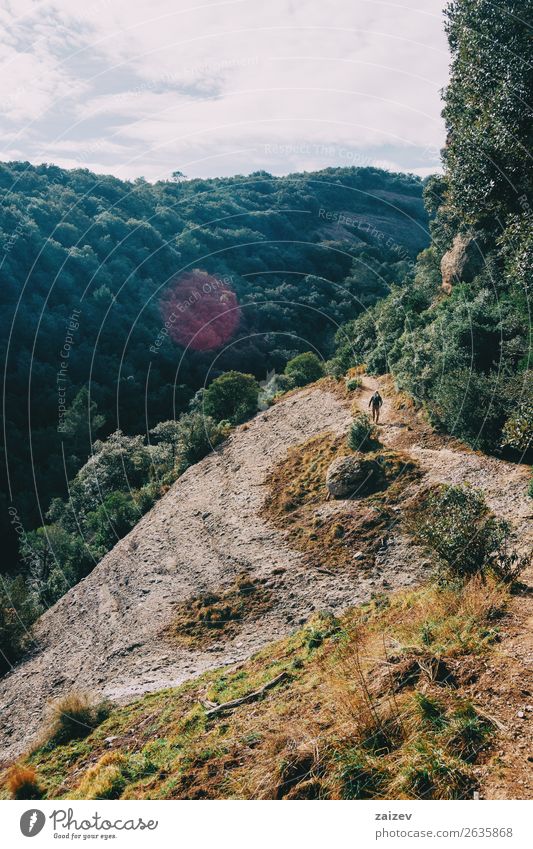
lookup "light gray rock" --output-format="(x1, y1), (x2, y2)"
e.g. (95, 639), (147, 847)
(325, 454), (377, 499)
(440, 232), (481, 293)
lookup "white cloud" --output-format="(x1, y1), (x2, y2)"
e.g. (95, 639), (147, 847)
(0, 0), (449, 179)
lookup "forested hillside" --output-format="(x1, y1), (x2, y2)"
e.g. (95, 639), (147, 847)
(1, 164), (427, 571)
(333, 0), (532, 457)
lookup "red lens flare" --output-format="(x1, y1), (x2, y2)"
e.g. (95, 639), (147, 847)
(161, 270), (240, 352)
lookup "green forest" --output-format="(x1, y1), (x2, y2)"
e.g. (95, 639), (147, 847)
(0, 161), (428, 656)
(333, 0), (532, 454)
(1, 0), (531, 675)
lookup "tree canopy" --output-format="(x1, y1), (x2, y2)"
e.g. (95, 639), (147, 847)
(1, 163), (428, 567)
(333, 0), (532, 456)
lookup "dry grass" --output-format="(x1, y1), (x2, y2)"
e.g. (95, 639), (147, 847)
(264, 431), (351, 517)
(1, 575), (510, 801)
(163, 572), (273, 647)
(39, 692), (110, 749)
(6, 764), (42, 799)
(289, 503), (391, 572)
(367, 574), (508, 658)
(311, 580), (506, 799)
(71, 752), (127, 800)
(263, 428), (420, 572)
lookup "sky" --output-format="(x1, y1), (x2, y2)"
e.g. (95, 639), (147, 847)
(0, 0), (450, 181)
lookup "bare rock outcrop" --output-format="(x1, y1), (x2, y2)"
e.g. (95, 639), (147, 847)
(325, 454), (378, 499)
(440, 232), (481, 293)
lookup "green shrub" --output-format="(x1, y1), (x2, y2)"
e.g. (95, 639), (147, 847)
(324, 357), (345, 378)
(345, 376), (362, 392)
(501, 402), (533, 454)
(85, 491), (141, 556)
(203, 371), (259, 424)
(410, 484), (520, 582)
(429, 370), (508, 452)
(150, 413), (227, 478)
(20, 523), (95, 608)
(273, 374), (294, 392)
(76, 431), (153, 500)
(174, 411), (228, 470)
(284, 352), (324, 387)
(347, 413), (378, 451)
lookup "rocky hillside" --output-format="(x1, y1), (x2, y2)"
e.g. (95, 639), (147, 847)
(0, 381), (421, 761)
(1, 376), (531, 800)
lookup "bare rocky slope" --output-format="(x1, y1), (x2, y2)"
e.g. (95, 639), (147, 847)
(0, 384), (417, 761)
(1, 379), (531, 764)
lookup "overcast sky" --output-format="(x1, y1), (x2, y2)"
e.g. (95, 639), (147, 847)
(0, 0), (450, 181)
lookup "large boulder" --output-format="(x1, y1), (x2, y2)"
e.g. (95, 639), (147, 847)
(326, 455), (377, 500)
(440, 232), (481, 293)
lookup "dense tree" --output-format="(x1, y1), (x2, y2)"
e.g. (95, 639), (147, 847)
(84, 492), (142, 558)
(202, 371), (260, 424)
(20, 524), (92, 608)
(442, 0), (533, 230)
(0, 575), (40, 674)
(170, 412), (227, 470)
(60, 387), (106, 476)
(284, 351), (325, 387)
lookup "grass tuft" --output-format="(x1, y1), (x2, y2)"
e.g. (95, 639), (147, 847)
(72, 752), (127, 800)
(336, 747), (388, 799)
(390, 739), (474, 800)
(6, 764), (42, 799)
(40, 692), (110, 749)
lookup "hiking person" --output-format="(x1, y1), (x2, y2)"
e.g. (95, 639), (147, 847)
(368, 389), (383, 423)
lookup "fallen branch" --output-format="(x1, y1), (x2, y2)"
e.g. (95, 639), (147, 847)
(203, 671), (290, 719)
(473, 705), (508, 733)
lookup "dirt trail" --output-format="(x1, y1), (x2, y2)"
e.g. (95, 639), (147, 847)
(358, 375), (533, 799)
(1, 377), (531, 780)
(358, 376), (532, 549)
